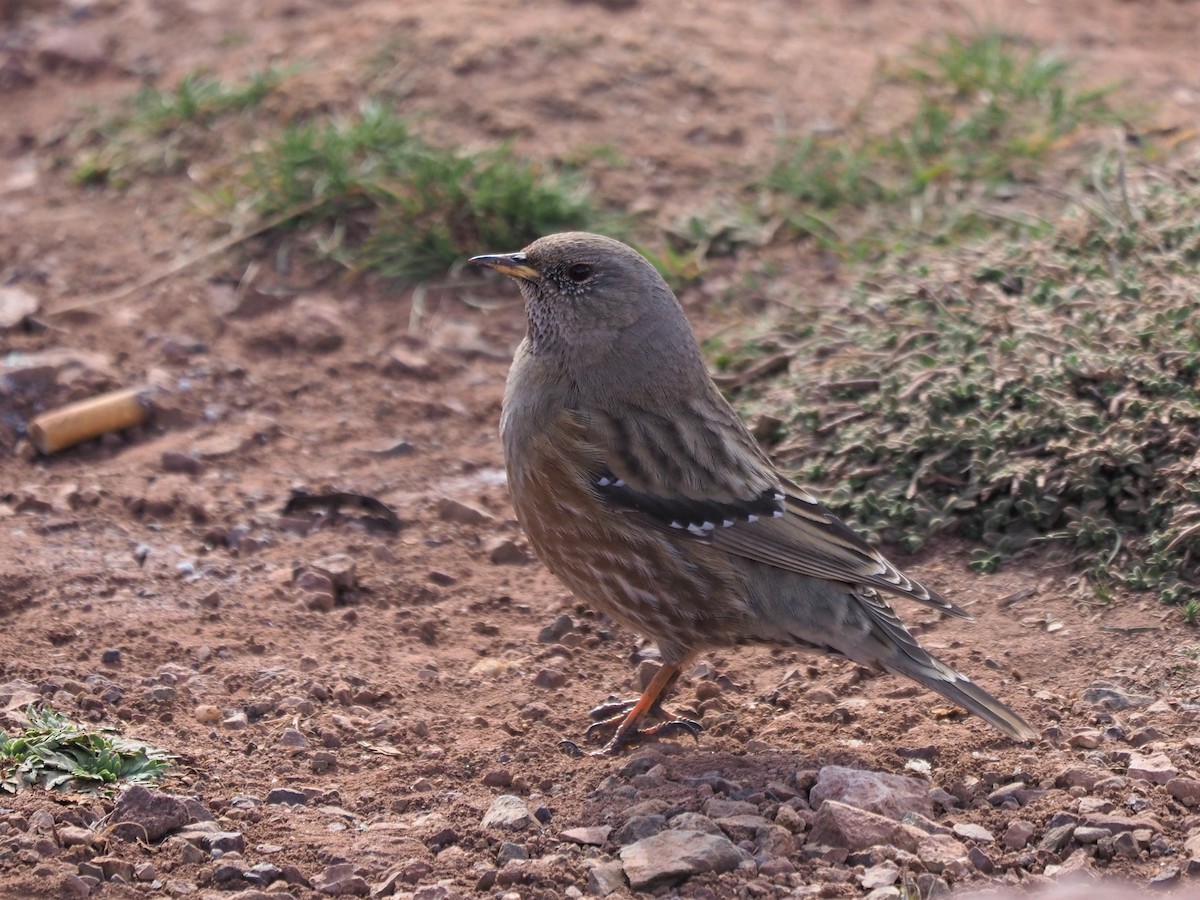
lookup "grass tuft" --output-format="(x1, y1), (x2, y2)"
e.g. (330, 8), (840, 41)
(763, 32), (1119, 254)
(243, 102), (603, 280)
(71, 69), (283, 187)
(1, 707), (172, 794)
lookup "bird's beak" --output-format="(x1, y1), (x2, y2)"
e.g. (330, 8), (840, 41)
(469, 252), (540, 282)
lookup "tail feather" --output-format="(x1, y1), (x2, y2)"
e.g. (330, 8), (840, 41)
(899, 660), (1040, 743)
(849, 586), (1040, 742)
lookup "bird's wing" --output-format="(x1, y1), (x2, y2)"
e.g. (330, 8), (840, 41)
(570, 404), (967, 618)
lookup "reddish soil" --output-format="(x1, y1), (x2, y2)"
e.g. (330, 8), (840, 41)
(2, 1), (1200, 899)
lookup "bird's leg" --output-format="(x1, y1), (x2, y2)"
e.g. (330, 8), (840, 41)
(579, 663), (701, 755)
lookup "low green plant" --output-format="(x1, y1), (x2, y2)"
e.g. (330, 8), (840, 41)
(738, 168), (1200, 612)
(763, 32), (1120, 253)
(0, 707), (172, 794)
(243, 102), (602, 280)
(71, 69), (283, 186)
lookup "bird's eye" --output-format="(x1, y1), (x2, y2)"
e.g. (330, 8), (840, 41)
(566, 263), (594, 283)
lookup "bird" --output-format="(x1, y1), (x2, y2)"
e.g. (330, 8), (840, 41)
(470, 232), (1038, 755)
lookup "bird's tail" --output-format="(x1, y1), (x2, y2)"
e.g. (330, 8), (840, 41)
(895, 658), (1040, 743)
(848, 587), (1040, 742)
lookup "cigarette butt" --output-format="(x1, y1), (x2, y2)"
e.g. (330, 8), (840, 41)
(28, 387), (150, 455)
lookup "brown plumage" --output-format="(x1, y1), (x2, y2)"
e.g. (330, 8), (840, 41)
(471, 232), (1038, 754)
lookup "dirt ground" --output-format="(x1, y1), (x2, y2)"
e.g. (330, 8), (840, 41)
(3, 1), (1200, 898)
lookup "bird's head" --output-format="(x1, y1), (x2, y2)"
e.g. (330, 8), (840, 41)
(471, 233), (699, 375)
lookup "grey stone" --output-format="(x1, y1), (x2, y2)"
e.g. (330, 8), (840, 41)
(951, 822), (994, 842)
(0, 287), (39, 328)
(312, 862), (370, 896)
(614, 815), (666, 844)
(480, 795), (535, 831)
(669, 812), (723, 835)
(586, 859), (625, 896)
(1038, 823), (1075, 852)
(110, 787), (190, 842)
(560, 826), (611, 846)
(809, 799), (923, 853)
(619, 830), (742, 890)
(860, 863), (899, 889)
(1127, 751), (1178, 785)
(810, 765), (931, 819)
(1166, 777), (1200, 807)
(1082, 684), (1153, 709)
(266, 788), (309, 806)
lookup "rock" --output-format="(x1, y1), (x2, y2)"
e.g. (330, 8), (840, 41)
(586, 859), (626, 896)
(1003, 816), (1032, 854)
(58, 826), (94, 848)
(486, 537), (530, 564)
(311, 862), (369, 896)
(615, 815), (666, 844)
(1055, 766), (1104, 790)
(35, 26), (110, 71)
(310, 554), (357, 590)
(1067, 730), (1102, 749)
(669, 812), (723, 835)
(951, 822), (994, 842)
(1173, 778), (1200, 808)
(916, 834), (970, 876)
(968, 845), (993, 873)
(618, 830), (742, 890)
(497, 841), (528, 864)
(265, 788), (308, 806)
(1038, 823), (1075, 852)
(175, 823), (244, 855)
(1074, 826), (1109, 844)
(1148, 866), (1181, 890)
(537, 614), (574, 643)
(1080, 812), (1164, 836)
(295, 570), (337, 611)
(809, 800), (922, 853)
(560, 826), (611, 846)
(702, 798), (758, 818)
(755, 823), (795, 856)
(1045, 848), (1097, 882)
(1127, 751), (1178, 784)
(481, 795), (535, 831)
(533, 667), (566, 689)
(94, 856), (135, 882)
(1082, 684), (1153, 709)
(162, 451), (204, 475)
(436, 498), (493, 525)
(482, 769), (512, 788)
(860, 862), (899, 889)
(1184, 831), (1200, 860)
(109, 786), (190, 842)
(382, 347), (434, 379)
(713, 814), (769, 843)
(809, 765), (931, 819)
(0, 286), (38, 328)
(987, 781), (1035, 806)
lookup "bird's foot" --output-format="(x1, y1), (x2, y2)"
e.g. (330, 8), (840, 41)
(582, 700), (701, 755)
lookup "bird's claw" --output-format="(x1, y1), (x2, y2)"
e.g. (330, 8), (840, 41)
(586, 717), (703, 755)
(557, 739), (584, 757)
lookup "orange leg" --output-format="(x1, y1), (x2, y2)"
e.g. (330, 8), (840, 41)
(574, 663), (700, 756)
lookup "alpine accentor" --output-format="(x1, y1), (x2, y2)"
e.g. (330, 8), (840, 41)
(472, 232), (1037, 754)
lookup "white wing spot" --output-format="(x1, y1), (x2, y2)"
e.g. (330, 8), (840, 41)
(614, 479), (626, 487)
(597, 477), (611, 487)
(669, 520), (684, 529)
(722, 519), (734, 528)
(746, 514), (759, 523)
(772, 510), (784, 518)
(773, 492), (785, 501)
